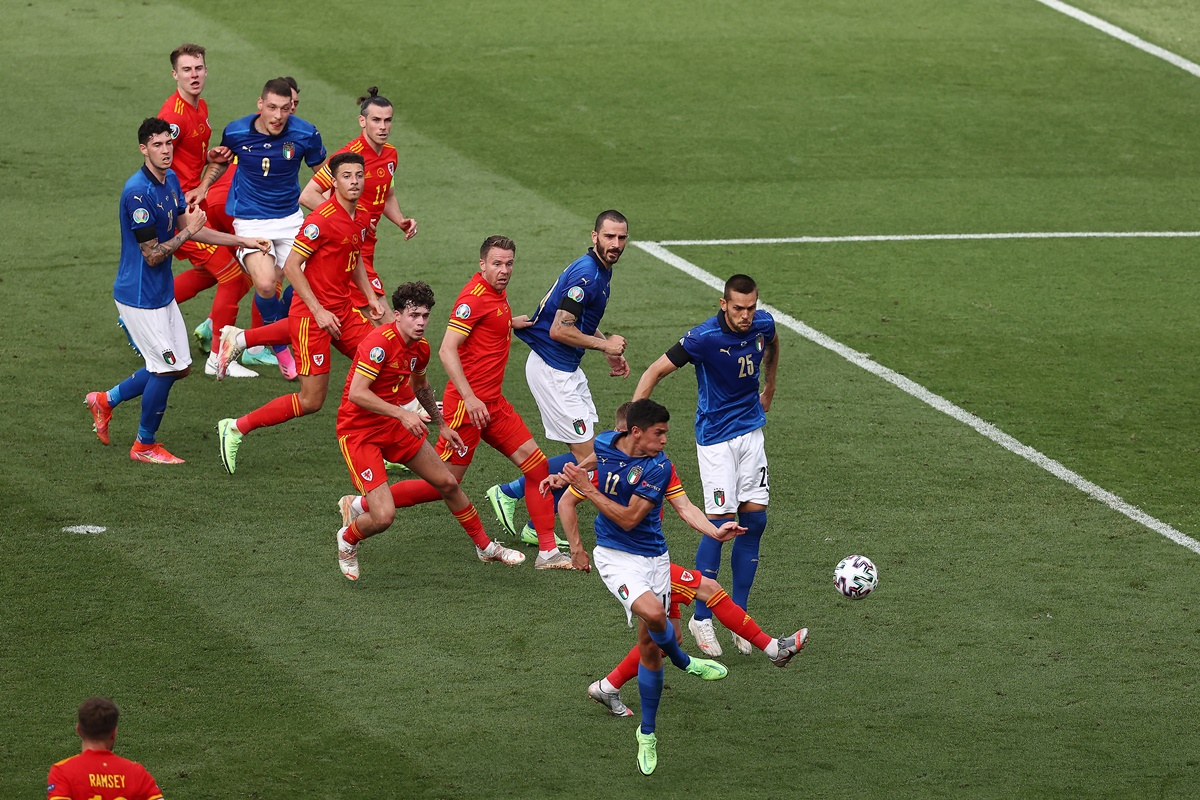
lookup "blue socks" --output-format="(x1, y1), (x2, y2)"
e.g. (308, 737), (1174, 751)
(637, 664), (664, 735)
(731, 510), (766, 609)
(108, 368), (151, 408)
(136, 373), (179, 444)
(647, 622), (691, 670)
(253, 291), (286, 325)
(691, 521), (728, 621)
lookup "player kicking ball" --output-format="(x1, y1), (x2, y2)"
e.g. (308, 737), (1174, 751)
(333, 282), (524, 580)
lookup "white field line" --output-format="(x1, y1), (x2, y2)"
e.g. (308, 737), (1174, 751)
(632, 239), (1200, 556)
(1034, 0), (1200, 79)
(657, 231), (1200, 247)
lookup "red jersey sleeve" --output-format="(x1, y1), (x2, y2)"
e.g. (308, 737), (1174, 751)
(311, 161), (334, 192)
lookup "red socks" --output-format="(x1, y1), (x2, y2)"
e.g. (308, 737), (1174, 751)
(237, 394), (302, 434)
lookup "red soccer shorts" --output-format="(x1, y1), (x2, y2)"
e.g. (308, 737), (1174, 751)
(436, 391), (532, 467)
(202, 189), (236, 235)
(290, 310), (372, 376)
(175, 239), (241, 282)
(338, 422), (426, 494)
(669, 562), (703, 618)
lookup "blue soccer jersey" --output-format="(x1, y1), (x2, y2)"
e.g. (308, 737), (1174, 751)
(514, 249), (612, 372)
(585, 429), (672, 558)
(114, 165), (187, 309)
(673, 310), (776, 446)
(220, 113), (326, 219)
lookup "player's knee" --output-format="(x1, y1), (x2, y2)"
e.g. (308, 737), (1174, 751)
(695, 575), (723, 602)
(298, 394), (325, 414)
(370, 506), (396, 530)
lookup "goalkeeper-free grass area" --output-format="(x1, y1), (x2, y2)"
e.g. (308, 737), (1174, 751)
(1, 0), (1197, 797)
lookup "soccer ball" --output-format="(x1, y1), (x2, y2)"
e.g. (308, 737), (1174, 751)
(834, 555), (878, 599)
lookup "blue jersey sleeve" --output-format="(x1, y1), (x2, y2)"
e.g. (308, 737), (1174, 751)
(121, 190), (157, 235)
(631, 459), (671, 505)
(304, 129), (327, 167)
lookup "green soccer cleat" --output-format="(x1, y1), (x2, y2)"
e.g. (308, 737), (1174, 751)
(635, 729), (657, 776)
(486, 484), (520, 538)
(519, 522), (570, 549)
(216, 418), (243, 475)
(384, 459), (412, 473)
(683, 656), (728, 681)
(240, 345), (279, 367)
(193, 317), (213, 354)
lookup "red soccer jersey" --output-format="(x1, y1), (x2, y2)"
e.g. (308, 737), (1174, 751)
(158, 91), (211, 192)
(444, 272), (513, 403)
(47, 749), (163, 800)
(289, 197), (374, 319)
(311, 135), (398, 223)
(337, 324), (431, 436)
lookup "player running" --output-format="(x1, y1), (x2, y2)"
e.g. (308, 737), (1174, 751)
(86, 117), (268, 464)
(215, 151), (386, 474)
(633, 274), (780, 657)
(335, 236), (574, 569)
(486, 211), (630, 540)
(555, 399), (739, 775)
(333, 281), (524, 580)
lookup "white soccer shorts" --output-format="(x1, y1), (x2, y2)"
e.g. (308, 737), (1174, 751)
(594, 545), (671, 626)
(233, 210), (305, 268)
(115, 300), (192, 373)
(524, 349), (599, 444)
(696, 427), (770, 515)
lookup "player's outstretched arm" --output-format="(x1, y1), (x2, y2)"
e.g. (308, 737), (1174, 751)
(562, 462), (654, 531)
(633, 353), (680, 401)
(548, 308), (625, 355)
(557, 490), (591, 572)
(760, 335), (779, 412)
(668, 491), (745, 541)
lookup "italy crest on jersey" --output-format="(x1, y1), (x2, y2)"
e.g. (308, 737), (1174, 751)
(282, 142), (296, 160)
(713, 489), (726, 506)
(756, 334), (765, 351)
(627, 465), (643, 485)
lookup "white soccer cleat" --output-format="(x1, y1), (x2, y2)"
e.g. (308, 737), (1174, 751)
(337, 527), (360, 581)
(534, 550), (576, 570)
(588, 680), (633, 717)
(769, 628), (809, 668)
(205, 352), (258, 378)
(732, 632), (753, 655)
(337, 495), (362, 528)
(688, 616), (723, 657)
(215, 325), (246, 381)
(476, 540), (526, 566)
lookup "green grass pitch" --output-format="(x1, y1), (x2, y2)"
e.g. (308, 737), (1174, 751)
(1, 1), (1198, 797)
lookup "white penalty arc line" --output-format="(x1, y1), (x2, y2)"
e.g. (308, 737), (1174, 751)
(657, 231), (1200, 247)
(1034, 0), (1200, 79)
(632, 240), (1200, 556)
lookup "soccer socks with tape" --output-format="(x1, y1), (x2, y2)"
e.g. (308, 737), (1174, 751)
(732, 510), (766, 609)
(451, 504), (492, 549)
(107, 368), (151, 408)
(706, 588), (773, 652)
(237, 393), (303, 434)
(135, 372), (179, 444)
(500, 452), (575, 500)
(648, 623), (691, 670)
(520, 450), (558, 551)
(637, 664), (664, 735)
(342, 519), (366, 546)
(691, 525), (727, 622)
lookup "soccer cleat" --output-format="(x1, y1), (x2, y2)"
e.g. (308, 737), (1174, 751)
(534, 550), (575, 570)
(635, 729), (658, 776)
(383, 459), (412, 473)
(193, 317), (213, 354)
(688, 616), (723, 657)
(588, 680), (633, 717)
(519, 523), (571, 549)
(476, 540), (526, 566)
(770, 627), (810, 668)
(204, 352), (258, 379)
(85, 392), (112, 445)
(275, 347), (298, 381)
(338, 495), (363, 528)
(485, 484), (519, 538)
(216, 418), (243, 475)
(129, 441), (185, 465)
(215, 325), (246, 381)
(240, 345), (279, 367)
(732, 632), (753, 655)
(683, 656), (728, 681)
(337, 527), (360, 581)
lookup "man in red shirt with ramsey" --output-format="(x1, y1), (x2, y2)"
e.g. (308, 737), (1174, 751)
(215, 151), (386, 475)
(47, 697), (163, 800)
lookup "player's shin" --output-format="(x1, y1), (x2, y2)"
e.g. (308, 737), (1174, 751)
(647, 624), (691, 670)
(705, 589), (773, 651)
(636, 664), (664, 735)
(520, 450), (558, 551)
(692, 532), (726, 621)
(731, 510), (766, 608)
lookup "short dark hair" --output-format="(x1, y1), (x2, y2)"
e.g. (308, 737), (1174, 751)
(480, 235), (516, 260)
(282, 76), (299, 94)
(392, 281), (436, 312)
(626, 398), (669, 432)
(328, 152), (366, 175)
(724, 274), (758, 300)
(358, 86), (393, 116)
(594, 209), (628, 232)
(77, 697), (119, 739)
(170, 43), (205, 68)
(262, 77), (293, 101)
(138, 117), (172, 145)
(613, 401), (633, 429)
